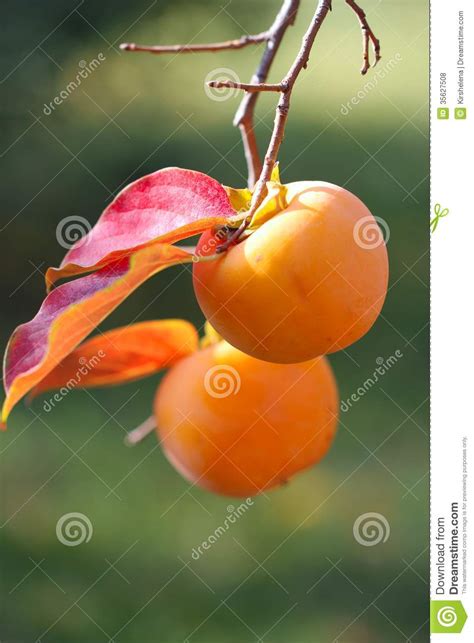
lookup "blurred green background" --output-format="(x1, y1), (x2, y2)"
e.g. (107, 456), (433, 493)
(1, 0), (429, 641)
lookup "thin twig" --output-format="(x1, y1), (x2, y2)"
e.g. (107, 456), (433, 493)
(345, 0), (381, 74)
(208, 80), (284, 93)
(119, 33), (267, 54)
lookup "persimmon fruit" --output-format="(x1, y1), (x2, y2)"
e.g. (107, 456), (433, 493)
(154, 339), (338, 497)
(193, 181), (388, 363)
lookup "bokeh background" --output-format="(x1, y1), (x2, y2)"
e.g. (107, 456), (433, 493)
(0, 0), (429, 641)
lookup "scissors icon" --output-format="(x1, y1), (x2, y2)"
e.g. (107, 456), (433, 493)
(430, 203), (449, 233)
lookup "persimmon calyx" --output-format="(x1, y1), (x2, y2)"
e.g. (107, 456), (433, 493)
(224, 163), (288, 232)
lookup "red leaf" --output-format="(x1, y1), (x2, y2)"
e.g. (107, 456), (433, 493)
(29, 320), (198, 397)
(46, 167), (234, 288)
(2, 244), (192, 427)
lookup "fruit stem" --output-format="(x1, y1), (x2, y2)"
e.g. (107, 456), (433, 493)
(124, 416), (156, 446)
(215, 219), (250, 254)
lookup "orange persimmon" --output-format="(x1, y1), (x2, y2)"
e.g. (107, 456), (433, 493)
(154, 339), (338, 497)
(193, 181), (388, 363)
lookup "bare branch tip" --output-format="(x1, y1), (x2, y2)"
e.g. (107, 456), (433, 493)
(345, 0), (381, 79)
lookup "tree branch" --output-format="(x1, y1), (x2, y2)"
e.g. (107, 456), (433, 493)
(233, 0), (301, 187)
(120, 0), (301, 189)
(120, 0), (381, 210)
(246, 0), (333, 218)
(345, 0), (381, 74)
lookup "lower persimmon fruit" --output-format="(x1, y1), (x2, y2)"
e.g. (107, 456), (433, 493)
(193, 181), (389, 363)
(154, 339), (338, 497)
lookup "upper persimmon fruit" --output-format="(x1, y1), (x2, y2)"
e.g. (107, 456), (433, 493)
(154, 338), (338, 497)
(193, 181), (389, 363)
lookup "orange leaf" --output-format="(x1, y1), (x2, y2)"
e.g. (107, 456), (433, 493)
(29, 320), (198, 397)
(2, 244), (193, 427)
